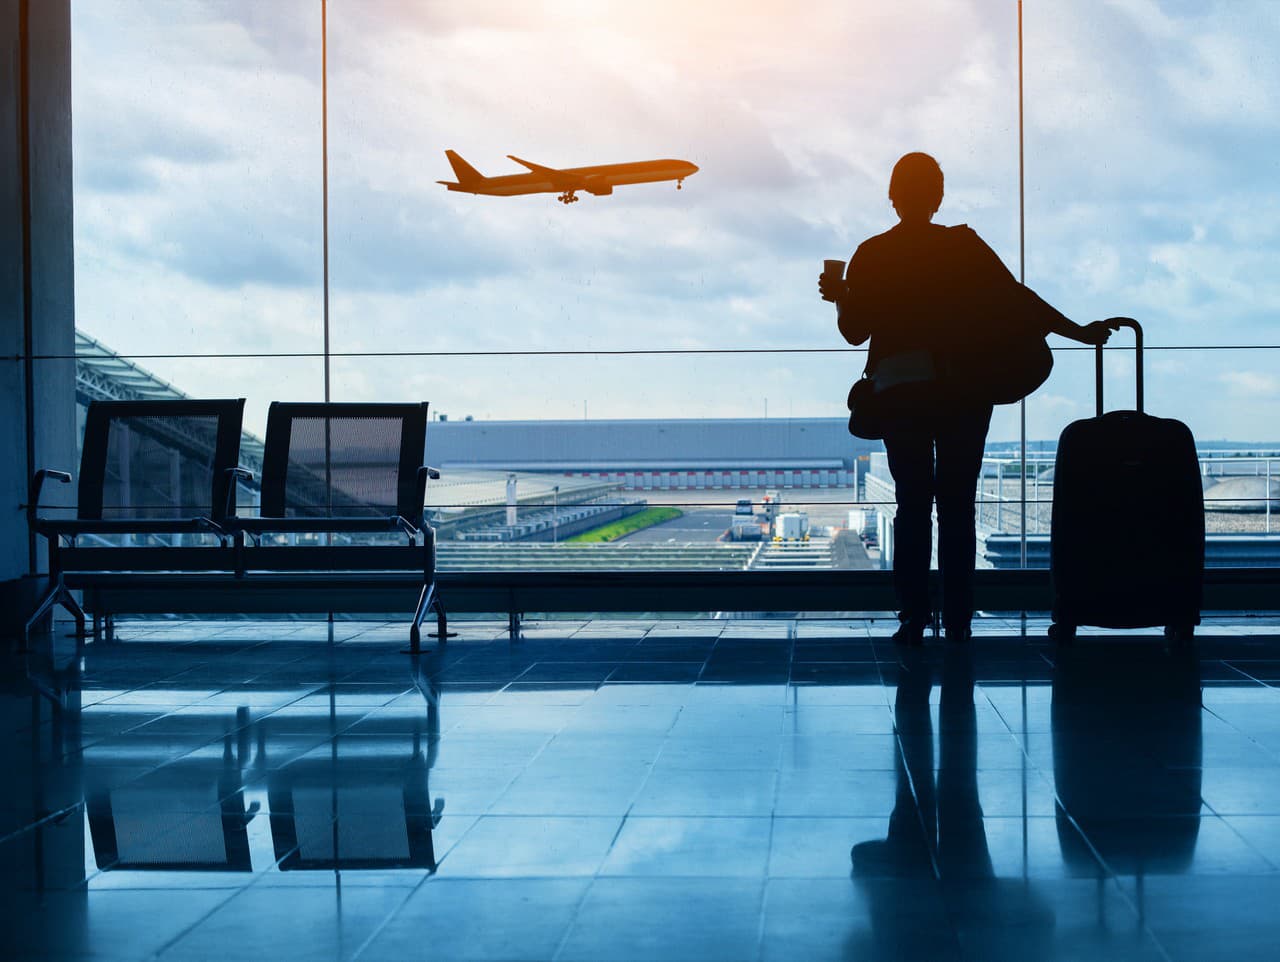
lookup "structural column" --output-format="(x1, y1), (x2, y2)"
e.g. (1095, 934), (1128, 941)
(0, 0), (77, 637)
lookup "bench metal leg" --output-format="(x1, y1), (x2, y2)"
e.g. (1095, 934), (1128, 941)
(407, 582), (437, 656)
(23, 584), (62, 645)
(23, 577), (87, 647)
(427, 595), (457, 641)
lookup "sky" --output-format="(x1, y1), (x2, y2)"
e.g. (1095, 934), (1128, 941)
(69, 0), (1280, 442)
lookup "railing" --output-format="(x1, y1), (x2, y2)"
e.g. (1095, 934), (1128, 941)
(975, 454), (1280, 537)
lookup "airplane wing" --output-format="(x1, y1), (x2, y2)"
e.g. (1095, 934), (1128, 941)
(507, 155), (560, 175)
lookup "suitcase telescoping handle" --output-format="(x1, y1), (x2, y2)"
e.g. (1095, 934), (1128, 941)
(1095, 316), (1143, 416)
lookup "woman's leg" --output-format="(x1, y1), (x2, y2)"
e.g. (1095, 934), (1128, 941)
(934, 404), (993, 635)
(883, 427), (936, 628)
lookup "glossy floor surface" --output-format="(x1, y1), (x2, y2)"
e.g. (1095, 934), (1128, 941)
(6, 617), (1280, 961)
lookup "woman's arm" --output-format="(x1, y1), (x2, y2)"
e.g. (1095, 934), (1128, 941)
(818, 247), (875, 346)
(961, 228), (1112, 347)
(836, 287), (872, 346)
(1025, 287), (1112, 346)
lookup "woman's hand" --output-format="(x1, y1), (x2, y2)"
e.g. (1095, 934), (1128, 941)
(1079, 320), (1114, 346)
(818, 273), (846, 303)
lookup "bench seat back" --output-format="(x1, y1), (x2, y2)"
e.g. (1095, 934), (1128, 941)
(78, 399), (247, 523)
(259, 402), (430, 527)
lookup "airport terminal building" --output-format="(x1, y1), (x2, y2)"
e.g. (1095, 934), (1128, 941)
(427, 417), (876, 490)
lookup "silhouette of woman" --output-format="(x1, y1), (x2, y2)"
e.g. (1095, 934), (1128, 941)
(820, 152), (1112, 644)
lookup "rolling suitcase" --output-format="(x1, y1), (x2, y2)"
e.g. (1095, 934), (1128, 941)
(1048, 317), (1204, 643)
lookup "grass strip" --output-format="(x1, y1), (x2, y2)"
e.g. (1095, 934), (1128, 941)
(565, 506), (684, 543)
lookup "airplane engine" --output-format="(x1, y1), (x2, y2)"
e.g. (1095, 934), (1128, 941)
(585, 182), (613, 196)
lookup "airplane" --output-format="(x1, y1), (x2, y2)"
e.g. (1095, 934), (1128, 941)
(437, 150), (699, 204)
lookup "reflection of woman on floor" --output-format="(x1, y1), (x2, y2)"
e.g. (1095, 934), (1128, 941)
(851, 649), (992, 880)
(847, 650), (1052, 958)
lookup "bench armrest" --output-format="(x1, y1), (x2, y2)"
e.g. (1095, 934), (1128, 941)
(415, 466), (440, 523)
(198, 516), (230, 538)
(394, 515), (422, 539)
(28, 469), (73, 526)
(223, 466), (254, 519)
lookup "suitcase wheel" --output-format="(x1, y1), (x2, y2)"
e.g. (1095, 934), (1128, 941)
(1049, 622), (1076, 645)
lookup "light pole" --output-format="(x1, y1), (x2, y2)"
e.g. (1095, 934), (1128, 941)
(553, 485), (560, 543)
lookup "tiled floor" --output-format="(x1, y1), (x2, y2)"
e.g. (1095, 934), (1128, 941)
(6, 616), (1280, 960)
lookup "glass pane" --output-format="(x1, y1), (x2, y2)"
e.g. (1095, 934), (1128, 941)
(320, 0), (1019, 580)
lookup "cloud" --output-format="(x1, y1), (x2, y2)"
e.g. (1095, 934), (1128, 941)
(1220, 371), (1280, 399)
(68, 0), (1280, 441)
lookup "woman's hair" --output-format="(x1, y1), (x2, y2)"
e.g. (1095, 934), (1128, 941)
(888, 152), (944, 214)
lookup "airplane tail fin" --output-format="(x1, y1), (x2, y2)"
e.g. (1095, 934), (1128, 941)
(445, 150), (484, 185)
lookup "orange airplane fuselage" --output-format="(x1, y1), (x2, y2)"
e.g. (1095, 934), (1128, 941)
(438, 151), (698, 203)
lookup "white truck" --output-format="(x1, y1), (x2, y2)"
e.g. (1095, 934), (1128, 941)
(774, 511), (810, 542)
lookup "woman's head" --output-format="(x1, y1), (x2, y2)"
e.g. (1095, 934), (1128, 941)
(889, 152), (944, 222)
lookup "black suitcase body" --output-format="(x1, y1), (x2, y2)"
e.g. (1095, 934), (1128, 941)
(1049, 318), (1204, 641)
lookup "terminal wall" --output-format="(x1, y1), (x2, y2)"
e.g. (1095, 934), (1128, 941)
(428, 417), (878, 489)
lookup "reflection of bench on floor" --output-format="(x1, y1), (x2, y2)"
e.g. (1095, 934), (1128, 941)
(270, 656), (442, 871)
(87, 737), (255, 873)
(28, 399), (450, 651)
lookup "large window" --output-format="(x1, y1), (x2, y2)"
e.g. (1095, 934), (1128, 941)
(68, 1), (1279, 581)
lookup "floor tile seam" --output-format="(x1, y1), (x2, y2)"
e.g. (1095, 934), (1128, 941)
(975, 683), (1043, 747)
(1213, 814), (1280, 872)
(888, 725), (943, 881)
(143, 867), (268, 961)
(1198, 704), (1280, 763)
(124, 685), (317, 747)
(0, 799), (84, 849)
(1205, 728), (1280, 771)
(755, 813), (785, 942)
(346, 869), (439, 962)
(468, 763), (553, 819)
(207, 684), (322, 719)
(79, 733), (241, 792)
(116, 705), (247, 741)
(152, 823), (414, 960)
(1220, 660), (1280, 687)
(547, 870), (608, 962)
(296, 695), (434, 742)
(1041, 799), (1178, 956)
(751, 863), (770, 962)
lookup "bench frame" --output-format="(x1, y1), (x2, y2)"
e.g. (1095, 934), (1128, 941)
(25, 398), (249, 643)
(232, 401), (448, 650)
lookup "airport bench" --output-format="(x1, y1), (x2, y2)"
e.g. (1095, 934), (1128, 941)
(231, 401), (450, 650)
(26, 398), (249, 642)
(28, 399), (450, 652)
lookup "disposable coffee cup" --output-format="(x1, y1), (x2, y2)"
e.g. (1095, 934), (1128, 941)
(823, 258), (845, 283)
